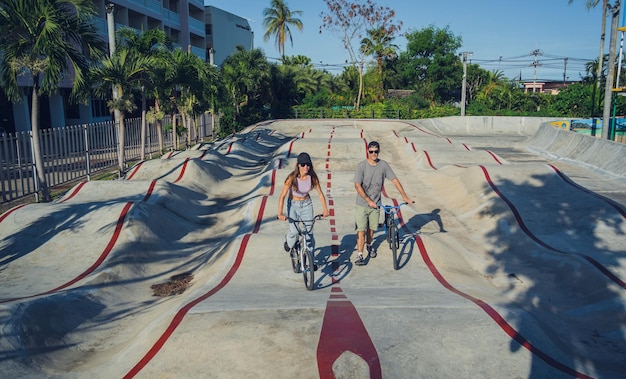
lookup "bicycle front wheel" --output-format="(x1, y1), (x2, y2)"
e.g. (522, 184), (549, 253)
(390, 225), (399, 270)
(386, 214), (393, 247)
(291, 238), (302, 273)
(302, 248), (315, 291)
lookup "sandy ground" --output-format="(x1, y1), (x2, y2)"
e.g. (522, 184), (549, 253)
(0, 118), (625, 379)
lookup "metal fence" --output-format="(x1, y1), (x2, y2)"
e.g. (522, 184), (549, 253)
(1, 114), (213, 204)
(293, 108), (402, 119)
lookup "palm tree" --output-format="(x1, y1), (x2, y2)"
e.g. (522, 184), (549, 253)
(164, 49), (209, 148)
(262, 0), (303, 60)
(361, 27), (399, 101)
(90, 49), (155, 176)
(0, 0), (106, 201)
(116, 28), (170, 160)
(222, 46), (270, 119)
(201, 63), (227, 137)
(569, 0), (616, 139)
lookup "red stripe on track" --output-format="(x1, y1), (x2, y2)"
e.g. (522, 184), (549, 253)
(172, 158), (190, 183)
(330, 245), (340, 284)
(124, 194), (270, 378)
(317, 287), (382, 379)
(547, 164), (626, 218)
(416, 235), (593, 378)
(485, 150), (503, 164)
(0, 203), (27, 224)
(288, 140), (296, 158)
(143, 180), (157, 202)
(126, 162), (144, 180)
(268, 170), (277, 196)
(0, 202), (133, 304)
(422, 151), (437, 170)
(480, 165), (626, 289)
(60, 181), (87, 202)
(399, 122), (441, 137)
(124, 233), (253, 379)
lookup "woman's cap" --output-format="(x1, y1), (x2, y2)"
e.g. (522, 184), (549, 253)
(297, 152), (312, 165)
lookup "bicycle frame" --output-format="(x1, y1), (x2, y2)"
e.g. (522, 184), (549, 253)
(286, 214), (323, 290)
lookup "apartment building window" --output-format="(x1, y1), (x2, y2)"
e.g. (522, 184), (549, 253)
(62, 89), (80, 119)
(91, 98), (109, 118)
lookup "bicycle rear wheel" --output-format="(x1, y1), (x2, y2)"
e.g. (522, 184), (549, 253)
(302, 248), (315, 291)
(390, 225), (399, 270)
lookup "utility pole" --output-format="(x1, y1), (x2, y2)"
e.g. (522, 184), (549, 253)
(530, 49), (543, 92)
(460, 51), (472, 116)
(563, 57), (568, 86)
(602, 0), (621, 140)
(592, 0), (609, 136)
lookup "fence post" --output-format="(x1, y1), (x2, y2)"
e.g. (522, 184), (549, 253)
(83, 124), (91, 181)
(29, 131), (39, 203)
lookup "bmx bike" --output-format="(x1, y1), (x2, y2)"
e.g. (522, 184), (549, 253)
(284, 214), (324, 291)
(380, 202), (407, 270)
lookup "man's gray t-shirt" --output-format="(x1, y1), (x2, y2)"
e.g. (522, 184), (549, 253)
(354, 159), (397, 207)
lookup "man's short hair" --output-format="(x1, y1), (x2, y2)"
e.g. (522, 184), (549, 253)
(368, 141), (380, 150)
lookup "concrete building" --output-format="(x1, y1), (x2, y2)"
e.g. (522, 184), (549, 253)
(3, 1), (253, 134)
(523, 81), (577, 95)
(205, 6), (253, 66)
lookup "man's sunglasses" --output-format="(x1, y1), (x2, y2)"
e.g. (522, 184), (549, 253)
(368, 150), (379, 154)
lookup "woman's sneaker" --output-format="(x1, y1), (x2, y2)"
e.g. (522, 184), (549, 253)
(366, 244), (377, 258)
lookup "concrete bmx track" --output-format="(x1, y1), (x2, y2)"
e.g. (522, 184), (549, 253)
(0, 116), (625, 378)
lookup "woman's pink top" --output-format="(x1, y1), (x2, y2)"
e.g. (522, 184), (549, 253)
(292, 176), (312, 198)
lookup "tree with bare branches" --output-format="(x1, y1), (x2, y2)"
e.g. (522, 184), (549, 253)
(320, 0), (401, 110)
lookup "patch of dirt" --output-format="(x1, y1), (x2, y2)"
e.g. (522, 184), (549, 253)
(151, 273), (194, 297)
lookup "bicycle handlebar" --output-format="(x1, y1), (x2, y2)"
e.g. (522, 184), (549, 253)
(380, 202), (408, 214)
(278, 214), (325, 222)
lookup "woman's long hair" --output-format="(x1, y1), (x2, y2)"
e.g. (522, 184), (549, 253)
(285, 162), (319, 192)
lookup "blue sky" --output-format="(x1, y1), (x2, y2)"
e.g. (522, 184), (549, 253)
(206, 0), (613, 82)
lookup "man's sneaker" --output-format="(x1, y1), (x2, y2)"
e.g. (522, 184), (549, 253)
(284, 241), (290, 252)
(355, 254), (365, 266)
(366, 244), (377, 258)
